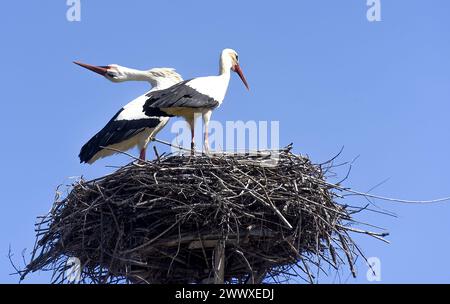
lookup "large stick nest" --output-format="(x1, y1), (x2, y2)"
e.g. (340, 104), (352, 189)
(22, 146), (387, 284)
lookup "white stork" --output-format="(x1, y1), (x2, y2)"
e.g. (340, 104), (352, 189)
(74, 62), (183, 164)
(143, 48), (249, 153)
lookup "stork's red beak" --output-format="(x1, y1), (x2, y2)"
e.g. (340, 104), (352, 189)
(233, 64), (250, 90)
(73, 61), (110, 76)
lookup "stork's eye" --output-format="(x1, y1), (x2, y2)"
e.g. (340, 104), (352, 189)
(106, 71), (118, 78)
(236, 55), (239, 62)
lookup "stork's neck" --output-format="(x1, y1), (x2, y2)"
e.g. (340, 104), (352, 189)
(124, 68), (156, 84)
(218, 56), (232, 93)
(219, 56), (233, 76)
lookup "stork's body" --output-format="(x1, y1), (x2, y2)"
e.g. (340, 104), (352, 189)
(75, 63), (183, 164)
(143, 49), (249, 152)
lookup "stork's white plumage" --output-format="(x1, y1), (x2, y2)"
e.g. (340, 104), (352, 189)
(74, 62), (183, 164)
(143, 48), (249, 152)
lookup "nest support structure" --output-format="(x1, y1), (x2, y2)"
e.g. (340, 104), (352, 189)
(21, 146), (388, 284)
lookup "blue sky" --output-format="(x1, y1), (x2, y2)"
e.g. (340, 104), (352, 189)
(1, 0), (449, 283)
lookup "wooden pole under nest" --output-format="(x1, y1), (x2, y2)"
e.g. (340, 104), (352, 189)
(213, 240), (225, 284)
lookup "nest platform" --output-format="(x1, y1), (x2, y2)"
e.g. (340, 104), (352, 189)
(22, 147), (387, 284)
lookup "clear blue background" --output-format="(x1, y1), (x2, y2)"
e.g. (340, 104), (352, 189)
(1, 0), (449, 283)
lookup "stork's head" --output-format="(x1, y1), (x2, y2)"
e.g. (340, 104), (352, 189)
(221, 48), (249, 90)
(73, 62), (135, 83)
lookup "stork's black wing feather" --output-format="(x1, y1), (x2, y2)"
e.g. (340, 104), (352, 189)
(79, 109), (161, 163)
(143, 80), (219, 116)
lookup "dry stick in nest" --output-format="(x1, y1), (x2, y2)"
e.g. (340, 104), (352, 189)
(19, 141), (448, 284)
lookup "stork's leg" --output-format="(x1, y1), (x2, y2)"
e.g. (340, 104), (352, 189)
(190, 124), (195, 155)
(139, 148), (146, 161)
(185, 115), (196, 156)
(202, 111), (212, 155)
(204, 130), (210, 155)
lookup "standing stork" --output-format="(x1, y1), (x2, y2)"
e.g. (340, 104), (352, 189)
(74, 62), (183, 164)
(143, 48), (249, 153)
